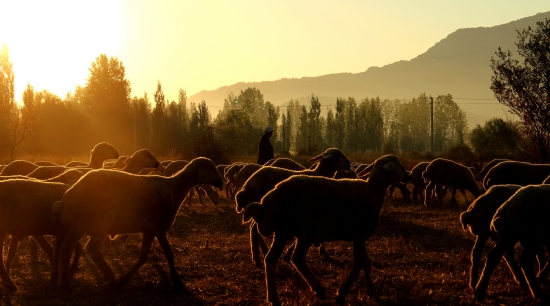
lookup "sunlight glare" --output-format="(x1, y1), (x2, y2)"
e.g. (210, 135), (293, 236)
(0, 0), (124, 101)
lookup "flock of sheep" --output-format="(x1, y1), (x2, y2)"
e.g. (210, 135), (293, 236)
(0, 142), (550, 305)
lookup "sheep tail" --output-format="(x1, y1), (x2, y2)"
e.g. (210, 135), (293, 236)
(459, 210), (474, 231)
(243, 202), (264, 224)
(52, 200), (64, 223)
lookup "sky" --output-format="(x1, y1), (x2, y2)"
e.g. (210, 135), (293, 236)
(1, 0), (550, 105)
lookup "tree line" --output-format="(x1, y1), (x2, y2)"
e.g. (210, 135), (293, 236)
(0, 44), (536, 164)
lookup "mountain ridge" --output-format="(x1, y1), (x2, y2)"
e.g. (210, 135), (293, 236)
(189, 11), (550, 127)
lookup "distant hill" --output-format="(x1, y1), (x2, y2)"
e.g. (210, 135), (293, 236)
(189, 11), (550, 127)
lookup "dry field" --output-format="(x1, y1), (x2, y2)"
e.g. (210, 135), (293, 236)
(0, 189), (543, 306)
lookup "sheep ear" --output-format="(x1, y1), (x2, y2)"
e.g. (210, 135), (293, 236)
(383, 161), (395, 171)
(308, 154), (323, 162)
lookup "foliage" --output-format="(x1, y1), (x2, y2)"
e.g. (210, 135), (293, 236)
(0, 45), (15, 159)
(490, 18), (550, 162)
(470, 117), (521, 161)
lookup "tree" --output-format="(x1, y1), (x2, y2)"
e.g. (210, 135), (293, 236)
(82, 54), (132, 151)
(490, 18), (550, 162)
(151, 80), (167, 153)
(0, 44), (15, 159)
(470, 117), (520, 160)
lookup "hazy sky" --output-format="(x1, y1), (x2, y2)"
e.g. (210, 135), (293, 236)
(1, 0), (550, 104)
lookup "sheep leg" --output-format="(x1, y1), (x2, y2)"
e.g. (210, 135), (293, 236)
(69, 241), (83, 280)
(474, 239), (509, 302)
(86, 235), (117, 288)
(0, 232), (17, 291)
(469, 234), (489, 289)
(155, 232), (184, 288)
(412, 185), (419, 203)
(197, 187), (205, 205)
(291, 238), (326, 300)
(250, 222), (267, 267)
(185, 189), (194, 205)
(32, 235), (55, 267)
(57, 227), (83, 291)
(537, 247), (550, 284)
(336, 241), (372, 305)
(424, 182), (435, 207)
(519, 246), (550, 303)
(503, 246), (529, 289)
(265, 233), (288, 306)
(449, 186), (458, 206)
(5, 236), (21, 274)
(397, 183), (412, 204)
(435, 185), (444, 208)
(117, 231), (155, 288)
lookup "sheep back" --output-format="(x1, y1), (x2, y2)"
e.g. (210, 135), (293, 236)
(247, 176), (378, 240)
(491, 184), (550, 242)
(269, 158), (305, 171)
(483, 161), (550, 190)
(0, 180), (70, 235)
(1, 160), (38, 176)
(460, 184), (521, 236)
(423, 158), (479, 198)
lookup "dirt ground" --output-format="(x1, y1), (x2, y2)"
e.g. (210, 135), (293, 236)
(0, 192), (543, 306)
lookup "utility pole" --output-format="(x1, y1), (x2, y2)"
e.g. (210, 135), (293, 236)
(430, 97), (434, 154)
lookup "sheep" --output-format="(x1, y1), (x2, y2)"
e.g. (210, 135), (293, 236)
(235, 148), (351, 266)
(269, 158), (306, 171)
(224, 162), (247, 198)
(469, 166), (481, 181)
(352, 163), (370, 174)
(478, 158), (509, 182)
(0, 160), (39, 176)
(459, 184), (527, 289)
(243, 154), (408, 306)
(103, 156), (128, 169)
(160, 160), (173, 167)
(117, 149), (160, 174)
(422, 158), (480, 208)
(34, 161), (59, 166)
(64, 161), (88, 167)
(0, 179), (83, 291)
(65, 142), (119, 169)
(483, 161), (550, 190)
(163, 160), (219, 205)
(27, 166), (93, 180)
(474, 185), (550, 303)
(410, 162), (430, 203)
(234, 164), (263, 191)
(55, 157), (223, 291)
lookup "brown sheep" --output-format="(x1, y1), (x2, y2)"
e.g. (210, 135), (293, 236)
(478, 158), (509, 182)
(65, 142), (119, 169)
(27, 166), (92, 180)
(163, 160), (219, 205)
(55, 157), (223, 291)
(102, 156), (129, 169)
(410, 162), (430, 203)
(0, 180), (82, 291)
(0, 160), (39, 176)
(235, 148), (351, 266)
(459, 184), (528, 289)
(422, 158), (480, 208)
(269, 158), (306, 171)
(474, 185), (550, 303)
(243, 155), (408, 306)
(483, 161), (550, 190)
(234, 164), (263, 192)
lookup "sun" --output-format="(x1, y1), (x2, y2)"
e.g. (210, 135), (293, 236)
(0, 0), (124, 102)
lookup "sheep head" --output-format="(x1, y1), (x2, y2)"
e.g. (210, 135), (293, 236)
(360, 155), (409, 185)
(308, 148), (351, 174)
(185, 157), (224, 190)
(90, 142), (119, 168)
(122, 149), (160, 174)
